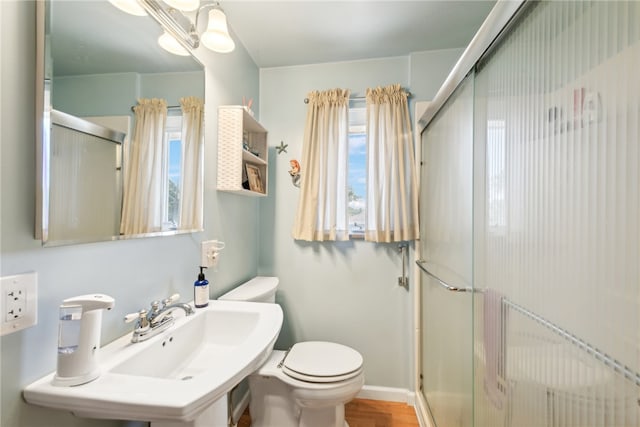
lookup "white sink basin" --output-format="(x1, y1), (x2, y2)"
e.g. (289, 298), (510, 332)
(24, 300), (283, 423)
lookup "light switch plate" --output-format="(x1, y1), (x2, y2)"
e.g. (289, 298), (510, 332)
(1, 272), (38, 336)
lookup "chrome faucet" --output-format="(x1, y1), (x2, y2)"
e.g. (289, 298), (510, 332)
(125, 294), (195, 343)
(149, 302), (194, 326)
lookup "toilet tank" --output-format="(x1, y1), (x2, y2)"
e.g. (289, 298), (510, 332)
(218, 276), (279, 303)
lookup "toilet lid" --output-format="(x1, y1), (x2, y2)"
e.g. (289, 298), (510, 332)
(282, 341), (363, 383)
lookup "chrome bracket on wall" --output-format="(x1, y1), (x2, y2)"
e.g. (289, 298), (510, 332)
(398, 242), (409, 290)
(139, 0), (200, 51)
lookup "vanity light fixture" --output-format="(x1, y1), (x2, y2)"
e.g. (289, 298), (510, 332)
(158, 2), (235, 55)
(110, 0), (236, 56)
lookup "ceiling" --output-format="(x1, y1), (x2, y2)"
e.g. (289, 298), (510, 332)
(222, 1), (497, 68)
(51, 1), (203, 76)
(51, 1), (496, 75)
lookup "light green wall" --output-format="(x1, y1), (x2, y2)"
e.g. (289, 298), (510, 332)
(1, 1), (259, 426)
(257, 53), (462, 390)
(52, 72), (140, 116)
(409, 48), (465, 102)
(52, 70), (206, 117)
(139, 71), (205, 106)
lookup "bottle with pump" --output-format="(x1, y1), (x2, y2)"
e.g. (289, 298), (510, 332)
(194, 267), (209, 308)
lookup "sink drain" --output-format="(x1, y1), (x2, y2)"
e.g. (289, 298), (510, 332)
(180, 376), (193, 381)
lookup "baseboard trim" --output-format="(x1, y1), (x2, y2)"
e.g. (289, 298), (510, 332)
(414, 391), (434, 427)
(356, 385), (416, 405)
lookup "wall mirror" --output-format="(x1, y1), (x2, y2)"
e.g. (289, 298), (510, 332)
(36, 0), (205, 247)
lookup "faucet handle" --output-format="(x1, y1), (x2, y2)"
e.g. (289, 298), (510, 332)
(124, 309), (148, 325)
(124, 312), (139, 323)
(150, 300), (161, 314)
(162, 293), (180, 307)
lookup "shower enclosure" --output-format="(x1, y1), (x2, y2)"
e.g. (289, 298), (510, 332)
(416, 2), (640, 426)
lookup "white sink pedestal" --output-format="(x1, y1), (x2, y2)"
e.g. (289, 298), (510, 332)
(151, 395), (227, 427)
(23, 301), (283, 426)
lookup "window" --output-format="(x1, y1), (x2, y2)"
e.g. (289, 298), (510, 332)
(163, 114), (183, 230)
(487, 120), (506, 231)
(348, 101), (366, 237)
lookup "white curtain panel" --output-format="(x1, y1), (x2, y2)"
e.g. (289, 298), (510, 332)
(292, 88), (350, 241)
(178, 96), (204, 230)
(365, 84), (419, 242)
(120, 98), (167, 235)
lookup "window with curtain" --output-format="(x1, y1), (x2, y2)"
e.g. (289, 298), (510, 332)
(120, 96), (203, 235)
(292, 84), (419, 243)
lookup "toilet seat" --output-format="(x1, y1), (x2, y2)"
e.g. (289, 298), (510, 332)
(281, 341), (363, 383)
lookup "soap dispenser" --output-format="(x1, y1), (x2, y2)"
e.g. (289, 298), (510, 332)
(194, 267), (209, 308)
(53, 294), (115, 387)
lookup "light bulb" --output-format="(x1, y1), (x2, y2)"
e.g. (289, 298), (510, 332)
(201, 8), (235, 53)
(158, 31), (190, 56)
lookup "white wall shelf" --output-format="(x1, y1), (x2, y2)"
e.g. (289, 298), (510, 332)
(217, 106), (268, 196)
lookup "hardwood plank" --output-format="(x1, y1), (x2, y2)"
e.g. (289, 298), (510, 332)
(237, 398), (420, 427)
(346, 399), (420, 427)
(238, 410), (251, 427)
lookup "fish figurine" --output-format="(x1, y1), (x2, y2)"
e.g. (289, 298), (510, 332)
(289, 159), (301, 187)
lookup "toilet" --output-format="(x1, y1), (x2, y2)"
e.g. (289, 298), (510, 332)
(219, 277), (364, 427)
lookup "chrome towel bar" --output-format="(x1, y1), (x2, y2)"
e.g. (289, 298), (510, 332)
(504, 298), (640, 388)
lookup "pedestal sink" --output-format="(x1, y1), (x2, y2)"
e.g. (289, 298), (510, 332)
(24, 300), (283, 425)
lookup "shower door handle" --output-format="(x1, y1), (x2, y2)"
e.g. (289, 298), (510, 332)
(415, 259), (473, 293)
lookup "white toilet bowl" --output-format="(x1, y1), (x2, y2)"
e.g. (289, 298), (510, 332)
(218, 277), (365, 427)
(248, 342), (364, 427)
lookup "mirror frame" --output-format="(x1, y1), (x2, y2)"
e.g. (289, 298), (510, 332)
(35, 0), (205, 246)
(35, 0), (46, 242)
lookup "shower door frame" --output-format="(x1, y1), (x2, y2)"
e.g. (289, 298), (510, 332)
(413, 101), (429, 426)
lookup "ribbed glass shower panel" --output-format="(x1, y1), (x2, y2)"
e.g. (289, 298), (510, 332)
(473, 2), (640, 427)
(420, 74), (474, 427)
(49, 125), (122, 242)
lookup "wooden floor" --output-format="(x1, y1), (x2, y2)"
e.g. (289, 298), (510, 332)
(237, 398), (420, 427)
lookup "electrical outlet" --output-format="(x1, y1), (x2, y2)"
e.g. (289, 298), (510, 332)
(5, 288), (26, 321)
(201, 240), (225, 268)
(201, 240), (216, 267)
(1, 272), (38, 336)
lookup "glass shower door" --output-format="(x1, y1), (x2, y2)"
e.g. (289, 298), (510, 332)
(472, 2), (640, 426)
(418, 74), (475, 427)
(418, 3), (640, 427)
